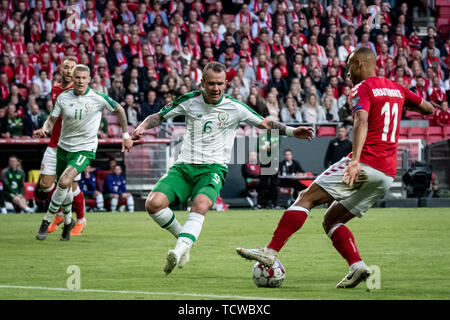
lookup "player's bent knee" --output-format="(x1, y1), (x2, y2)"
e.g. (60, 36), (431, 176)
(145, 193), (169, 215)
(191, 195), (212, 214)
(40, 175), (55, 190)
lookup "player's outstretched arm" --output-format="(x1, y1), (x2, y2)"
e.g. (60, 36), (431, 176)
(113, 105), (133, 152)
(257, 118), (315, 140)
(406, 98), (434, 115)
(33, 116), (58, 138)
(343, 110), (368, 187)
(132, 113), (164, 141)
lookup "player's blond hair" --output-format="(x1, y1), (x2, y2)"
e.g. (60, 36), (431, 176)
(73, 64), (91, 75)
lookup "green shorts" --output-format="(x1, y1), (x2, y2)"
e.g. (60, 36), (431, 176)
(56, 147), (96, 180)
(152, 163), (228, 206)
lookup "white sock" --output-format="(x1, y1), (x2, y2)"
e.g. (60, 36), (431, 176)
(111, 197), (118, 212)
(174, 212), (205, 257)
(96, 193), (104, 209)
(127, 196), (134, 212)
(44, 185), (69, 222)
(62, 189), (73, 224)
(150, 207), (182, 238)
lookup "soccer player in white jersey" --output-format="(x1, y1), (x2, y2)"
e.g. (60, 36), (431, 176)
(132, 62), (315, 275)
(34, 64), (133, 241)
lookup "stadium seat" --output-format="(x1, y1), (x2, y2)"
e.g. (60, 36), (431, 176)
(172, 126), (186, 137)
(444, 126), (450, 139)
(106, 115), (119, 125)
(24, 182), (37, 200)
(399, 127), (408, 140)
(316, 126), (336, 137)
(108, 124), (122, 137)
(426, 126), (444, 144)
(407, 127), (427, 140)
(405, 110), (425, 120)
(96, 170), (112, 193)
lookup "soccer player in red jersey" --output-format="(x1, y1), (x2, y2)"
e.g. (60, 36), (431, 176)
(236, 47), (434, 288)
(36, 56), (87, 236)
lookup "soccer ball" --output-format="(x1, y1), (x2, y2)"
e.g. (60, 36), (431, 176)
(252, 259), (286, 288)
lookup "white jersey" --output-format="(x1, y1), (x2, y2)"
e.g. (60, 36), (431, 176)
(51, 87), (118, 153)
(160, 91), (264, 165)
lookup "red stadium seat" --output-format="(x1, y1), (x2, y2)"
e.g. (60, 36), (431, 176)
(108, 124), (122, 137)
(407, 127), (427, 140)
(399, 127), (408, 140)
(405, 110), (425, 120)
(426, 126), (444, 144)
(96, 170), (112, 193)
(24, 182), (37, 200)
(444, 127), (450, 139)
(316, 126), (336, 137)
(106, 115), (119, 125)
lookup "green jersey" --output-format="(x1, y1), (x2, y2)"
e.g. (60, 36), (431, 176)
(1, 168), (25, 198)
(160, 91), (264, 165)
(51, 87), (118, 153)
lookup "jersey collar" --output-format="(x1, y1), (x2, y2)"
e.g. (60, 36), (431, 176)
(74, 87), (90, 96)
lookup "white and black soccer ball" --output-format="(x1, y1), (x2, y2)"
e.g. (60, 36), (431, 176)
(252, 259), (286, 288)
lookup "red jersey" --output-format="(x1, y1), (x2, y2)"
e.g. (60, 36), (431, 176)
(350, 77), (423, 177)
(48, 83), (73, 148)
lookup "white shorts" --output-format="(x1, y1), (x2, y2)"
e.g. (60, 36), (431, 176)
(40, 146), (81, 181)
(315, 157), (394, 218)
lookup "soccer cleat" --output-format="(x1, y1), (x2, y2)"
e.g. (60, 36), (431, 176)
(48, 216), (64, 233)
(236, 247), (277, 268)
(178, 248), (190, 269)
(36, 220), (50, 240)
(336, 261), (371, 288)
(60, 220), (76, 241)
(70, 220), (86, 236)
(163, 250), (179, 275)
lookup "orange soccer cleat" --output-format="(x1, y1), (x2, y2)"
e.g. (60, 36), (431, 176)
(48, 216), (64, 233)
(70, 219), (86, 236)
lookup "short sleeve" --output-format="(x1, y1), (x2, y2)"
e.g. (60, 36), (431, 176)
(159, 91), (202, 119)
(237, 102), (264, 126)
(51, 96), (62, 117)
(96, 91), (118, 111)
(350, 82), (372, 114)
(402, 86), (423, 108)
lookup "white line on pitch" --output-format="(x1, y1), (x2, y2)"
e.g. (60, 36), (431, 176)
(0, 284), (290, 300)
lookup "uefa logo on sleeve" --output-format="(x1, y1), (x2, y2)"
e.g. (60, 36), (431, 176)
(65, 5), (81, 31)
(367, 5), (381, 30)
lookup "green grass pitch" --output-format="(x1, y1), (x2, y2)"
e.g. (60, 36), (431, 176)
(1, 208), (450, 300)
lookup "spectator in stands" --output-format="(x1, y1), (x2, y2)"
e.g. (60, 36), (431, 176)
(33, 70), (52, 99)
(1, 155), (33, 213)
(428, 76), (447, 107)
(241, 151), (260, 209)
(323, 126), (353, 169)
(6, 103), (24, 137)
(23, 103), (45, 137)
(79, 165), (106, 212)
(267, 67), (289, 97)
(278, 149), (307, 200)
(265, 91), (281, 121)
(109, 78), (126, 104)
(246, 93), (268, 118)
(141, 89), (163, 119)
(432, 101), (450, 127)
(281, 96), (303, 123)
(104, 165), (134, 213)
(301, 93), (326, 123)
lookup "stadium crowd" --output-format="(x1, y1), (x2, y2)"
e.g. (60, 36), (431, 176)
(0, 0), (449, 140)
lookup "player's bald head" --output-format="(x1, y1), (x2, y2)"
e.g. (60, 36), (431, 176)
(347, 47), (376, 67)
(347, 47), (377, 85)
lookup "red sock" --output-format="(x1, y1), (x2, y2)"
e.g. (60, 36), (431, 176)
(267, 207), (309, 251)
(72, 191), (85, 220)
(329, 224), (361, 266)
(46, 184), (57, 200)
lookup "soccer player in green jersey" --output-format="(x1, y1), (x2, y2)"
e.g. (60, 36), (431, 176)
(132, 62), (314, 275)
(34, 64), (133, 241)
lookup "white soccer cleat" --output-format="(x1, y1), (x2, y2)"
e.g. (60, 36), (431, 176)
(336, 261), (371, 288)
(163, 250), (179, 275)
(236, 247), (277, 268)
(178, 247), (190, 269)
